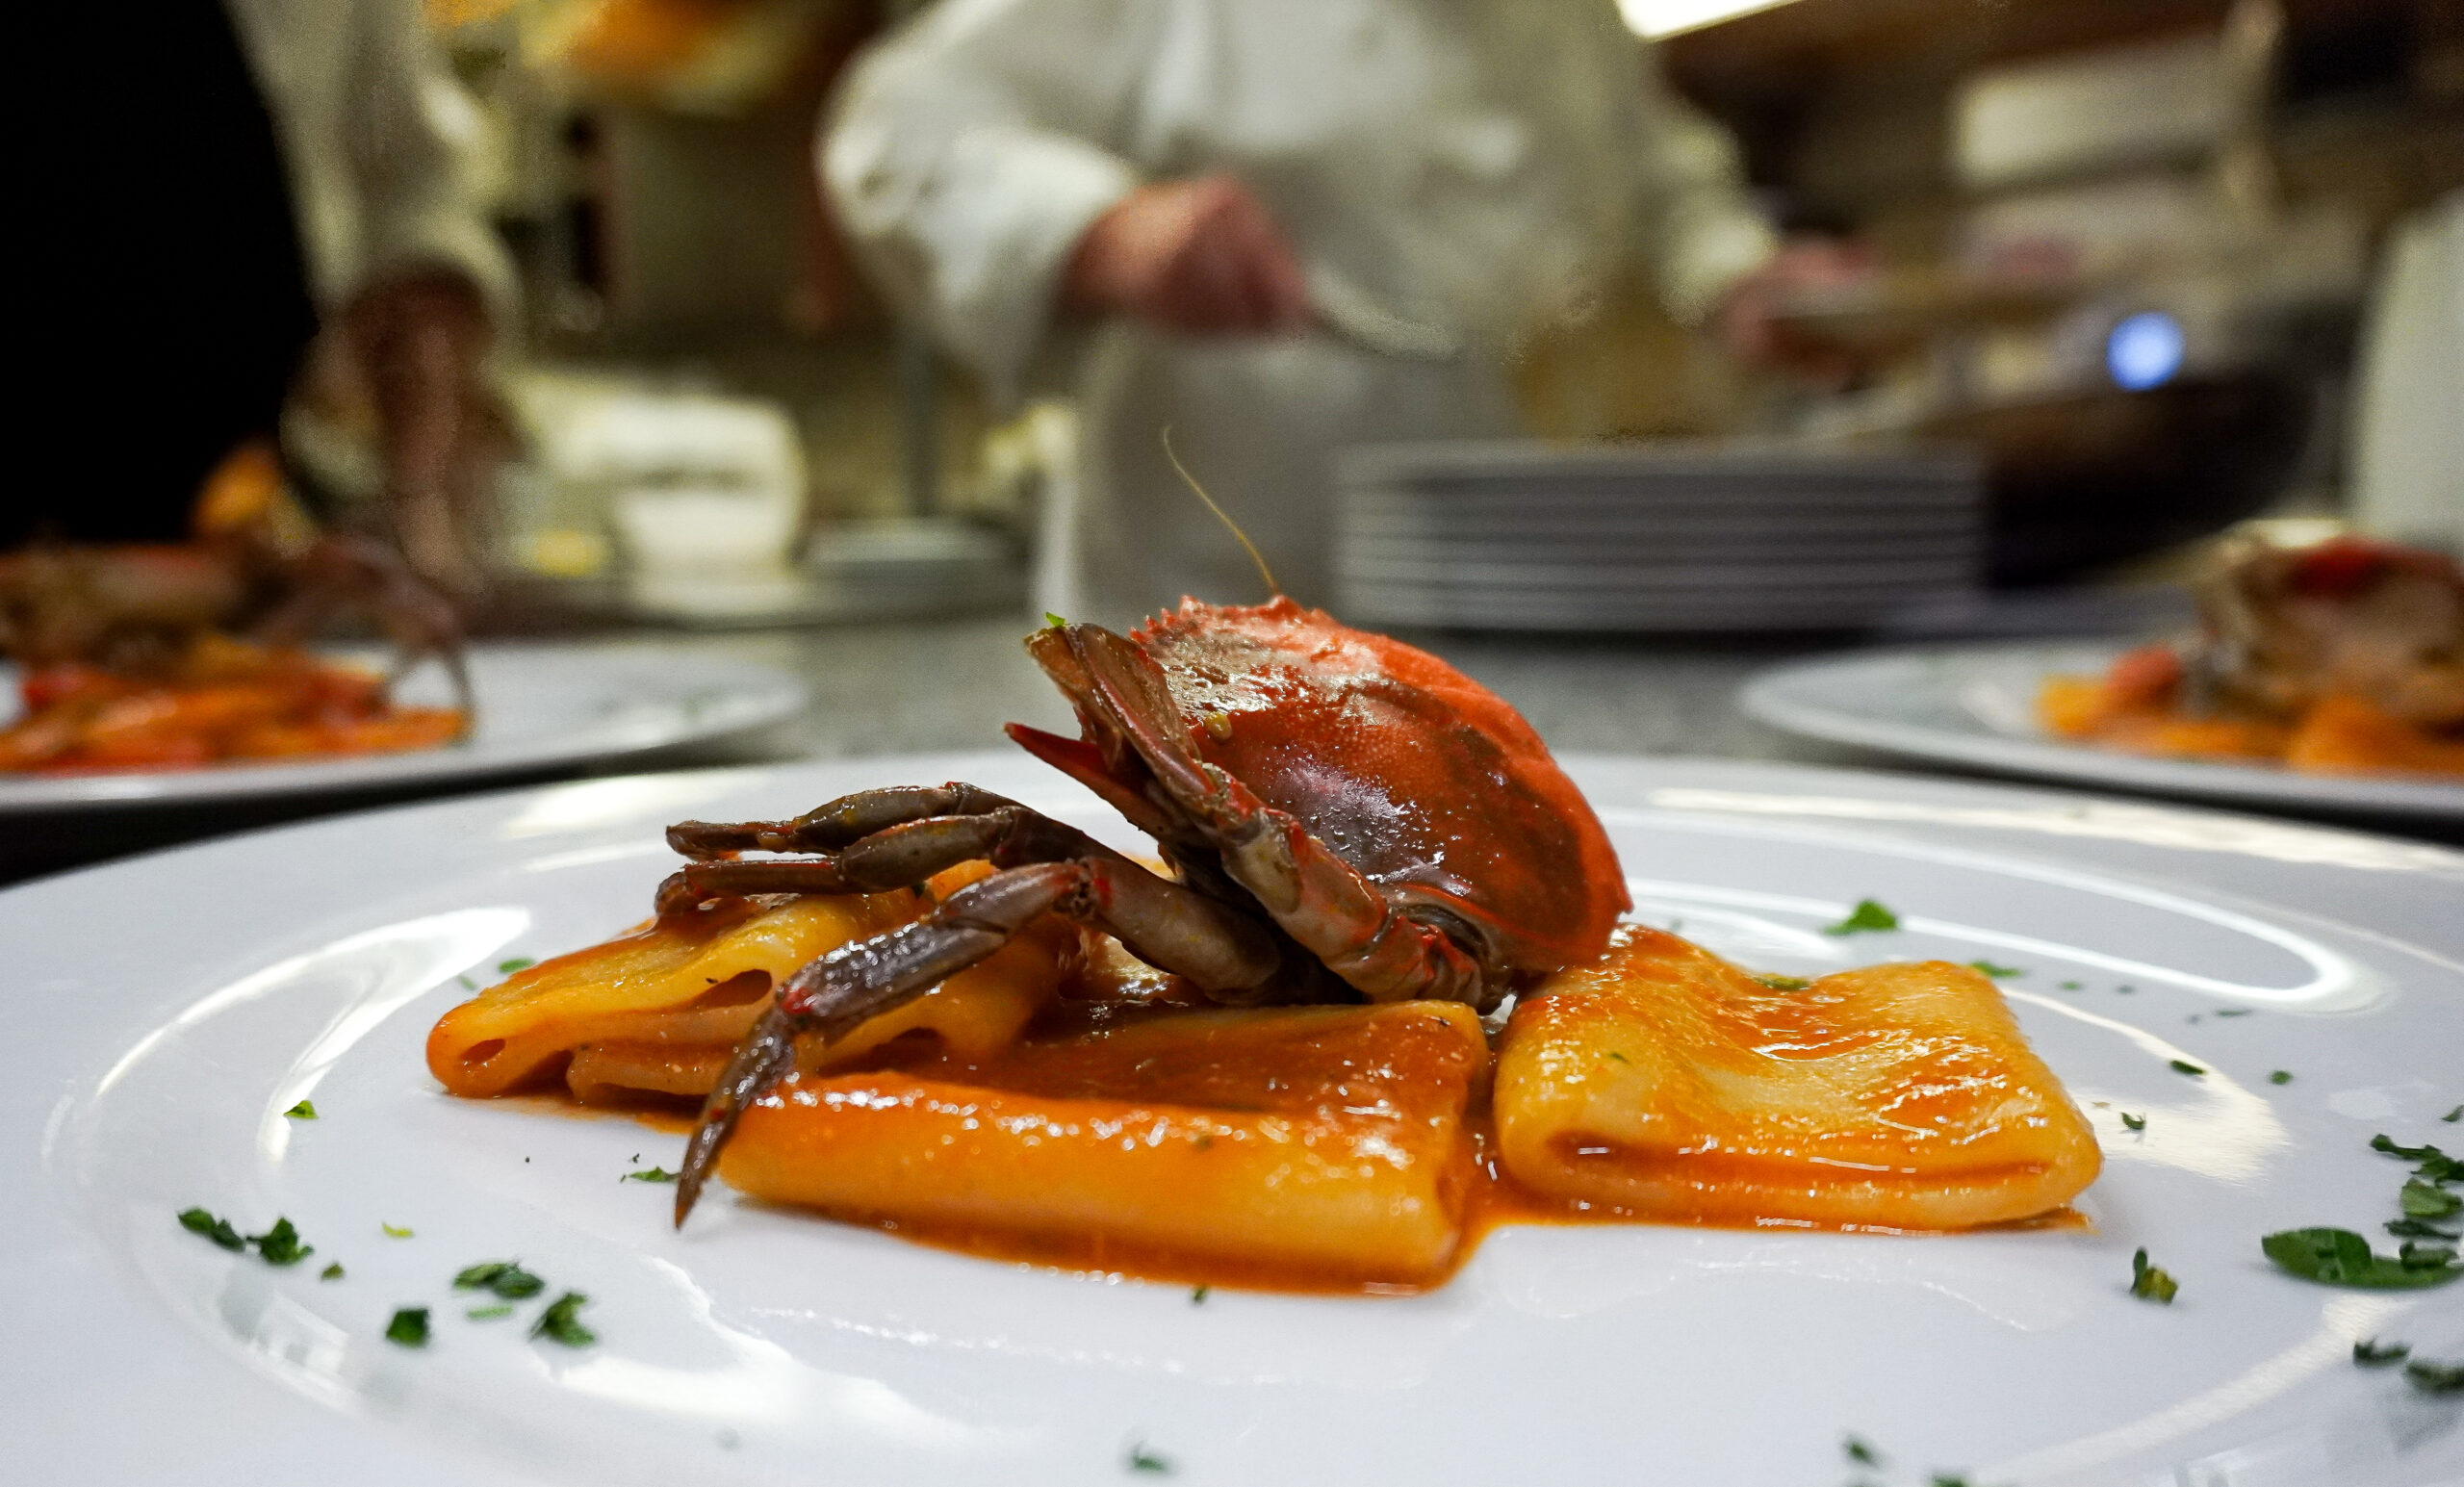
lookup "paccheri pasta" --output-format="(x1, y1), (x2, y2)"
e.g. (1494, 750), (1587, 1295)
(428, 878), (2101, 1290)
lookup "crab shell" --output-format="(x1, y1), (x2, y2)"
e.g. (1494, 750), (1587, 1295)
(1115, 597), (1627, 981)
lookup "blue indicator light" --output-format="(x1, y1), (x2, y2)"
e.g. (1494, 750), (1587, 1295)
(2107, 312), (2185, 391)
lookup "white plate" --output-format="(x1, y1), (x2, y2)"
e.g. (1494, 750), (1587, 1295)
(9, 754), (2464, 1486)
(1741, 642), (2464, 821)
(0, 642), (808, 812)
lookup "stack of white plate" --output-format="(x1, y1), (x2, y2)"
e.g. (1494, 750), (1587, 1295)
(1333, 442), (1984, 632)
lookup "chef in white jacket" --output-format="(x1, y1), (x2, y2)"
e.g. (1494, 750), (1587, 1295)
(826, 0), (1824, 622)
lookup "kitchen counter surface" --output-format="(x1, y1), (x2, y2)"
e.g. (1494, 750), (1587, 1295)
(4, 612), (2449, 885)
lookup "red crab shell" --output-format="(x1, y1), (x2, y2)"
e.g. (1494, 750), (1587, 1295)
(1128, 597), (1629, 975)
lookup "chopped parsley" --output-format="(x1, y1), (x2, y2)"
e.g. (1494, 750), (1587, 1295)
(2388, 1217), (2461, 1240)
(1823, 899), (1900, 936)
(1929, 1476), (1977, 1487)
(2169, 1060), (2207, 1077)
(457, 975), (476, 990)
(2059, 980), (2083, 990)
(497, 958), (536, 975)
(385, 1307), (430, 1347)
(2129, 1247), (2178, 1303)
(1044, 612), (1069, 628)
(179, 1207), (245, 1252)
(625, 1167), (679, 1183)
(2117, 984), (2137, 994)
(1190, 1286), (1209, 1305)
(467, 1304), (515, 1320)
(2261, 1227), (2459, 1289)
(1125, 1442), (1173, 1474)
(1843, 1434), (1883, 1466)
(249, 1217), (314, 1267)
(321, 1263), (345, 1281)
(2372, 1135), (2464, 1183)
(453, 1260), (546, 1299)
(2446, 1106), (2462, 1123)
(1752, 973), (1810, 990)
(382, 1222), (413, 1239)
(2409, 1358), (2463, 1393)
(1968, 960), (2023, 979)
(283, 1099), (318, 1119)
(532, 1291), (596, 1347)
(2400, 1242), (2457, 1269)
(2270, 1070), (2294, 1085)
(2354, 1339), (2411, 1366)
(2120, 1113), (2146, 1132)
(2401, 1180), (2462, 1219)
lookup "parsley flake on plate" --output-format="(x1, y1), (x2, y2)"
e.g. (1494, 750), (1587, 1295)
(249, 1217), (314, 1267)
(467, 1304), (515, 1320)
(1968, 961), (2024, 979)
(2130, 1248), (2178, 1303)
(2409, 1358), (2463, 1393)
(2401, 1180), (2463, 1220)
(178, 1207), (245, 1252)
(2059, 980), (2083, 990)
(453, 1260), (546, 1299)
(2354, 1339), (2411, 1366)
(2262, 1227), (2459, 1289)
(2120, 1113), (2146, 1132)
(2446, 1105), (2462, 1123)
(1125, 1441), (1173, 1474)
(1752, 973), (1810, 990)
(2372, 1135), (2464, 1183)
(624, 1167), (679, 1183)
(382, 1222), (413, 1239)
(2270, 1070), (2294, 1085)
(1190, 1286), (1209, 1305)
(2169, 1060), (2207, 1077)
(498, 957), (536, 975)
(1842, 1434), (1883, 1466)
(385, 1307), (430, 1347)
(1823, 899), (1899, 936)
(532, 1292), (596, 1346)
(321, 1263), (345, 1281)
(1044, 612), (1069, 628)
(283, 1099), (318, 1119)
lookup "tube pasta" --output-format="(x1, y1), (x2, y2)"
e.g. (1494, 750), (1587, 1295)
(424, 864), (1069, 1103)
(1494, 927), (2099, 1230)
(719, 1003), (1488, 1284)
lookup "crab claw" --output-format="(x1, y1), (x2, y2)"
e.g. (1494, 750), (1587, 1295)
(674, 1001), (802, 1227)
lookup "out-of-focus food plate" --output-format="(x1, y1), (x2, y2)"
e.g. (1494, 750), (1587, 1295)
(1741, 642), (2464, 821)
(8, 753), (2460, 1487)
(0, 642), (807, 812)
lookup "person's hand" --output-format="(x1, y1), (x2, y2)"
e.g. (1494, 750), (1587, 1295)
(1061, 175), (1311, 335)
(343, 270), (501, 599)
(1713, 238), (1876, 389)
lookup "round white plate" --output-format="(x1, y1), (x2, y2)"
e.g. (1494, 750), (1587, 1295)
(0, 642), (807, 811)
(8, 754), (2463, 1486)
(1740, 642), (2464, 821)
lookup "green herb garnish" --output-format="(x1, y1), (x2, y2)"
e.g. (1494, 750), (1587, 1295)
(2400, 1242), (2456, 1269)
(178, 1207), (245, 1251)
(1126, 1442), (1173, 1474)
(2261, 1227), (2459, 1289)
(2388, 1218), (2460, 1240)
(2445, 1105), (2462, 1123)
(1968, 961), (2023, 979)
(453, 1260), (546, 1299)
(382, 1222), (413, 1238)
(2354, 1339), (2411, 1366)
(2120, 1113), (2146, 1132)
(2169, 1060), (2207, 1077)
(2059, 980), (2083, 990)
(1190, 1286), (1209, 1304)
(2130, 1247), (2178, 1303)
(467, 1304), (515, 1320)
(532, 1291), (596, 1346)
(385, 1307), (430, 1347)
(625, 1167), (679, 1183)
(2409, 1358), (2463, 1393)
(2270, 1070), (2294, 1085)
(283, 1099), (318, 1119)
(1752, 973), (1810, 990)
(321, 1263), (345, 1281)
(1843, 1435), (1883, 1466)
(249, 1217), (314, 1267)
(1044, 612), (1070, 628)
(2401, 1180), (2462, 1219)
(1823, 899), (1899, 936)
(2372, 1134), (2463, 1182)
(457, 975), (476, 990)
(498, 958), (536, 975)
(2214, 1008), (2250, 1017)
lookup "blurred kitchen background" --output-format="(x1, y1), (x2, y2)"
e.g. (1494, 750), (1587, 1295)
(389, 0), (2458, 632)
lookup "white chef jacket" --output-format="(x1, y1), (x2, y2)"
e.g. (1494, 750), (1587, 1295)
(825, 0), (1775, 622)
(228, 0), (515, 315)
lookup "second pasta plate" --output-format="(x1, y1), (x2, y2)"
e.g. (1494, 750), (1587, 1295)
(13, 754), (2464, 1487)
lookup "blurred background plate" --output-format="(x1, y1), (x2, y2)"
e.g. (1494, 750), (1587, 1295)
(1739, 642), (2464, 820)
(0, 644), (807, 813)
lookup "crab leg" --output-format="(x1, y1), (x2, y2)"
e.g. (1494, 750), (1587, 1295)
(673, 847), (1283, 1225)
(1057, 625), (1488, 1007)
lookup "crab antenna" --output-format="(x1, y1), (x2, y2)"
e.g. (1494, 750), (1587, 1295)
(1161, 426), (1279, 599)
